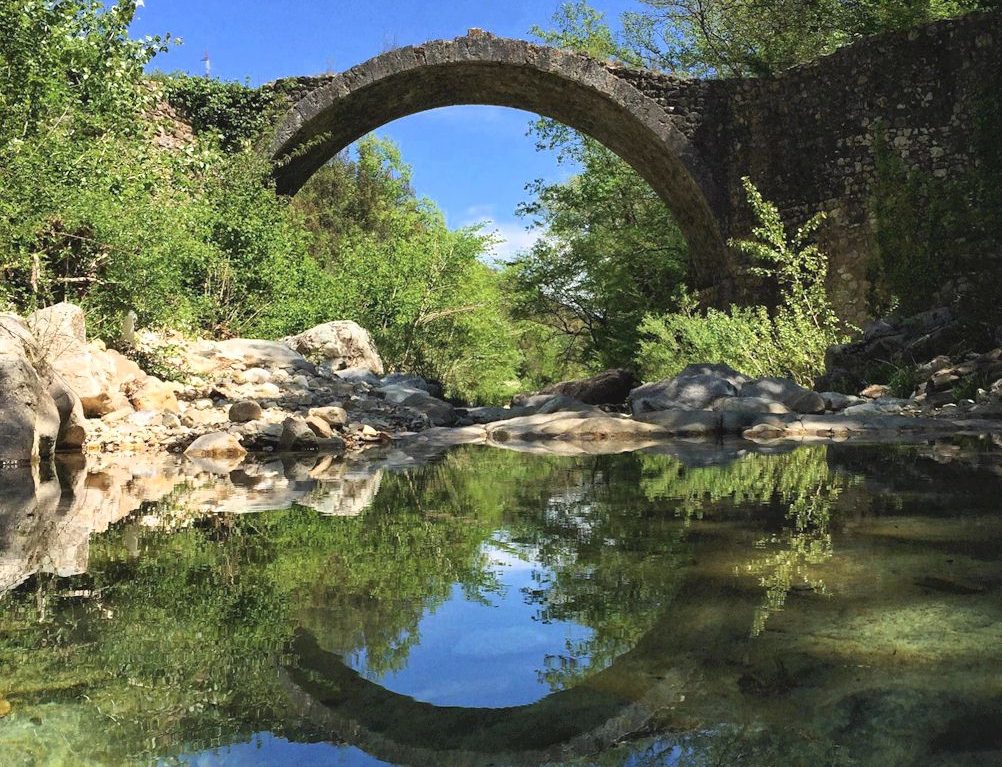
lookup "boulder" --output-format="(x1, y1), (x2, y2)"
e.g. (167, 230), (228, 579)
(843, 398), (911, 416)
(333, 367), (382, 386)
(629, 372), (740, 414)
(184, 432), (247, 460)
(634, 409), (723, 436)
(714, 396), (791, 416)
(740, 377), (826, 414)
(308, 406), (349, 428)
(31, 330), (116, 417)
(529, 369), (639, 406)
(517, 394), (597, 414)
(103, 348), (145, 389)
(48, 373), (87, 450)
(283, 321), (384, 375)
(673, 363), (751, 388)
(820, 392), (866, 412)
(26, 302), (87, 344)
(400, 392), (458, 427)
(278, 417), (318, 451)
(861, 384), (893, 399)
(204, 338), (315, 373)
(229, 400), (264, 423)
(0, 315), (61, 463)
(459, 406), (531, 425)
(304, 415), (335, 439)
(380, 373), (443, 398)
(377, 384), (429, 405)
(127, 377), (179, 413)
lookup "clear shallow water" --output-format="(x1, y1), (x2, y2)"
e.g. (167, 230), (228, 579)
(1, 439), (1001, 767)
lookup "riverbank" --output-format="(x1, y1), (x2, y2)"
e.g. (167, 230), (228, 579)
(3, 303), (1002, 470)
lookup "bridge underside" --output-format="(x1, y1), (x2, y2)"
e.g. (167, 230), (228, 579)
(268, 35), (732, 287)
(268, 15), (1001, 321)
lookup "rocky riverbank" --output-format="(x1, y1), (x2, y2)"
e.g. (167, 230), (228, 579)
(3, 303), (1002, 470)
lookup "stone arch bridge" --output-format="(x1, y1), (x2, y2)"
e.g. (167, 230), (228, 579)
(268, 13), (1000, 321)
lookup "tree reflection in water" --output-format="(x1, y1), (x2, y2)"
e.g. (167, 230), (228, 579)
(1, 442), (998, 767)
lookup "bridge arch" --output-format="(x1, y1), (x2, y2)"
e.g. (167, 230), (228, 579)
(269, 34), (730, 284)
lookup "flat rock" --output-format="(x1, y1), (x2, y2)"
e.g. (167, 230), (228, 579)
(486, 412), (671, 444)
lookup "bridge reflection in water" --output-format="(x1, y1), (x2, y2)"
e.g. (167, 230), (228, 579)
(3, 441), (1002, 767)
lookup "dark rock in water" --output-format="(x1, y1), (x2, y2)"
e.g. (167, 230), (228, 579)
(278, 417), (318, 451)
(913, 576), (986, 595)
(930, 708), (1002, 753)
(530, 369), (639, 406)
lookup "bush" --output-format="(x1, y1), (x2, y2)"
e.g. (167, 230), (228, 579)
(155, 74), (280, 150)
(637, 179), (848, 386)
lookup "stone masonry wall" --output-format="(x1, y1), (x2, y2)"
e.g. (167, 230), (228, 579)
(614, 12), (1001, 322)
(269, 13), (1000, 324)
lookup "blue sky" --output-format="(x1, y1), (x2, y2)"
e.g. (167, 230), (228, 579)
(130, 0), (644, 260)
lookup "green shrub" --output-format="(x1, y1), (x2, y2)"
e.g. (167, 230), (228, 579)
(637, 179), (848, 386)
(155, 74), (280, 150)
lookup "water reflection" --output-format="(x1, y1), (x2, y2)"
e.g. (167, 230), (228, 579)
(0, 438), (1000, 767)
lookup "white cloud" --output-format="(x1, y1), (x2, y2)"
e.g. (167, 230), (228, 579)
(465, 217), (544, 264)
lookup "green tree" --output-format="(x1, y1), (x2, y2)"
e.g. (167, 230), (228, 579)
(294, 138), (523, 404)
(623, 0), (983, 77)
(507, 2), (689, 382)
(506, 138), (688, 375)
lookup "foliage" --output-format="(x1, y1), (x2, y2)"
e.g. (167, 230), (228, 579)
(0, 2), (518, 403)
(637, 179), (848, 386)
(506, 137), (688, 376)
(155, 73), (281, 150)
(623, 0), (984, 76)
(0, 0), (329, 340)
(0, 0), (168, 141)
(294, 138), (523, 404)
(508, 3), (690, 385)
